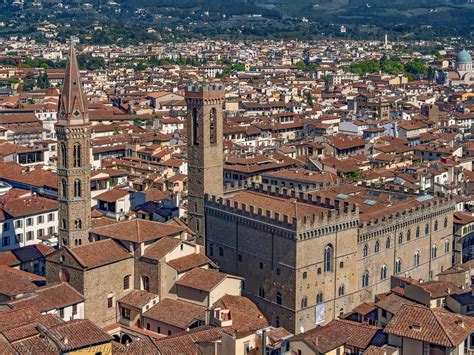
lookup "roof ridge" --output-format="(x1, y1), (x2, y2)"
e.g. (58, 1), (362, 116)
(432, 308), (462, 347)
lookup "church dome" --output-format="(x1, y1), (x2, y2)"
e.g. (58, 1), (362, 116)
(456, 49), (472, 64)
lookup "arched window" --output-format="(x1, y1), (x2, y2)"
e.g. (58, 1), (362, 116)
(142, 276), (150, 292)
(73, 179), (81, 198)
(191, 108), (199, 146)
(445, 240), (450, 253)
(425, 224), (429, 235)
(363, 244), (368, 257)
(73, 143), (81, 168)
(74, 219), (82, 229)
(444, 217), (448, 229)
(416, 226), (420, 238)
(123, 275), (130, 290)
(380, 265), (388, 280)
(316, 292), (323, 304)
(209, 107), (217, 146)
(386, 237), (391, 249)
(398, 232), (403, 245)
(406, 229), (411, 241)
(275, 292), (282, 305)
(434, 220), (438, 231)
(61, 179), (67, 198)
(301, 297), (308, 309)
(338, 284), (345, 296)
(374, 240), (380, 253)
(395, 259), (402, 274)
(324, 244), (333, 272)
(432, 245), (438, 259)
(60, 143), (67, 168)
(414, 251), (420, 267)
(362, 271), (369, 288)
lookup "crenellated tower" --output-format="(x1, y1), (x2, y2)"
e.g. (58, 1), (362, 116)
(185, 83), (224, 246)
(56, 43), (91, 248)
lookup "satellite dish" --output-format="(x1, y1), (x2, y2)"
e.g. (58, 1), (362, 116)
(300, 326), (305, 333)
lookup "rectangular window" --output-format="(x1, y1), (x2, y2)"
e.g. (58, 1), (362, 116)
(72, 304), (77, 315)
(14, 220), (22, 228)
(2, 236), (9, 246)
(107, 297), (113, 309)
(48, 227), (55, 235)
(59, 308), (64, 318)
(37, 229), (44, 238)
(26, 231), (33, 241)
(16, 234), (23, 243)
(3, 223), (9, 232)
(48, 213), (55, 222)
(26, 218), (33, 227)
(37, 215), (44, 224)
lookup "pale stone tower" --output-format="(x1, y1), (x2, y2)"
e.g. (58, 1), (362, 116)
(56, 43), (91, 248)
(185, 83), (224, 246)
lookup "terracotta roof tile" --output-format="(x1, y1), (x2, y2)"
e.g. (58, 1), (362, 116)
(65, 239), (131, 269)
(176, 268), (227, 292)
(91, 219), (185, 243)
(142, 298), (206, 329)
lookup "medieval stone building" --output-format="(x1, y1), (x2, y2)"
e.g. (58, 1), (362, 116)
(204, 184), (455, 334)
(56, 43), (92, 248)
(185, 84), (224, 246)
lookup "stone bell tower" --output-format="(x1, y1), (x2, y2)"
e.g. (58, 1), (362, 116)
(56, 42), (91, 248)
(185, 83), (224, 246)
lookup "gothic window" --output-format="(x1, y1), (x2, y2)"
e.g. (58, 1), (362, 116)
(324, 244), (333, 272)
(380, 265), (388, 280)
(386, 237), (391, 249)
(73, 180), (81, 198)
(414, 251), (420, 266)
(406, 229), (411, 241)
(362, 271), (369, 288)
(61, 179), (67, 198)
(432, 245), (438, 259)
(275, 292), (282, 305)
(416, 226), (420, 238)
(363, 244), (368, 257)
(374, 240), (380, 253)
(60, 143), (67, 168)
(338, 284), (345, 296)
(209, 107), (217, 146)
(425, 224), (429, 235)
(192, 108), (199, 146)
(445, 240), (450, 253)
(316, 292), (323, 304)
(395, 259), (402, 274)
(74, 219), (82, 229)
(444, 217), (448, 229)
(434, 220), (438, 231)
(398, 232), (403, 244)
(73, 144), (81, 168)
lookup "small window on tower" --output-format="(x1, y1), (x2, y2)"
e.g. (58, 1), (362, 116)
(209, 108), (217, 146)
(192, 108), (199, 146)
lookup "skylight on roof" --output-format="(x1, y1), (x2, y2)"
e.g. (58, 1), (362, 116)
(363, 199), (377, 206)
(416, 195), (433, 202)
(336, 193), (349, 200)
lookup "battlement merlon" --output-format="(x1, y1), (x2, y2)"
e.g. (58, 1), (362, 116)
(185, 83), (225, 101)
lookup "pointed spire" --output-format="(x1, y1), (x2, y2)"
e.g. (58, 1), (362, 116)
(58, 41), (88, 124)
